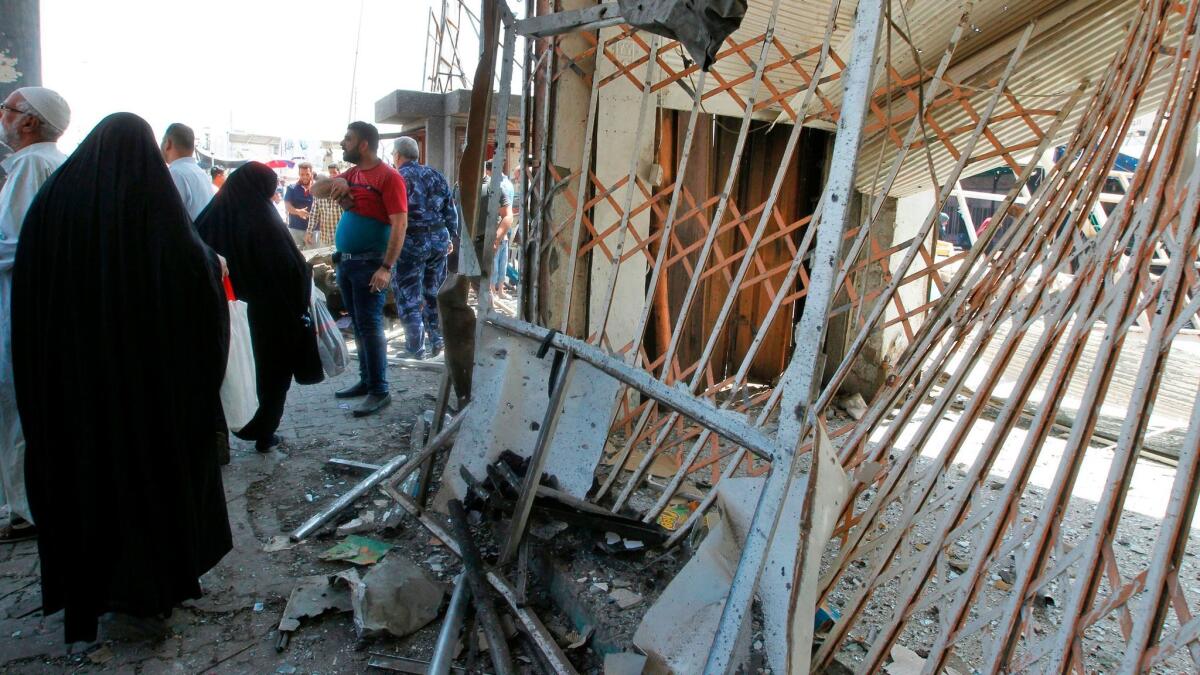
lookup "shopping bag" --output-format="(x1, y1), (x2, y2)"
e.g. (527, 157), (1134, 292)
(312, 283), (349, 377)
(220, 297), (258, 431)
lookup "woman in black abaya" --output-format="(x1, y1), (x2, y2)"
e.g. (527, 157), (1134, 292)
(11, 112), (233, 643)
(196, 162), (322, 452)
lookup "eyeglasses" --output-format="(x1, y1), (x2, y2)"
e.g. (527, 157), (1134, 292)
(0, 103), (31, 116)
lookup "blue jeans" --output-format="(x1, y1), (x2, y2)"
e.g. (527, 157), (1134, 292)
(492, 237), (509, 289)
(337, 257), (389, 395)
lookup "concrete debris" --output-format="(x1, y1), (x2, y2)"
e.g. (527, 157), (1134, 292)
(335, 510), (377, 536)
(835, 392), (869, 420)
(885, 644), (964, 675)
(885, 645), (927, 675)
(603, 650), (648, 675)
(335, 554), (446, 639)
(609, 588), (644, 610)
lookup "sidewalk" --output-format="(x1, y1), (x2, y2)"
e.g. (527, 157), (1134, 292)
(0, 362), (442, 673)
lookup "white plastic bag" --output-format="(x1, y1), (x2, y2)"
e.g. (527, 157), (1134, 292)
(311, 283), (349, 377)
(221, 299), (258, 431)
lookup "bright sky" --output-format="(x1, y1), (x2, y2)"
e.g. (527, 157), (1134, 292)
(41, 0), (477, 153)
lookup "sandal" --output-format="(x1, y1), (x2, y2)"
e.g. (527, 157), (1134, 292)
(0, 517), (37, 543)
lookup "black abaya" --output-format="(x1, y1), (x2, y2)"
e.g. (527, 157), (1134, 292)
(195, 162), (322, 445)
(11, 112), (233, 643)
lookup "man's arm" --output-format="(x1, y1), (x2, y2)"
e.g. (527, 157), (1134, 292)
(494, 204), (514, 249)
(369, 212), (408, 292)
(284, 187), (309, 219)
(314, 177), (353, 210)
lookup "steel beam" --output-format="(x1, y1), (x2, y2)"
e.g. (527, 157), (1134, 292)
(513, 3), (623, 38)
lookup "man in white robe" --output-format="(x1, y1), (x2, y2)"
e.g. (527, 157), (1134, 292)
(0, 86), (70, 541)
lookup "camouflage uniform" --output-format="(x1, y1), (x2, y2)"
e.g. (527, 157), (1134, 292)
(395, 161), (457, 355)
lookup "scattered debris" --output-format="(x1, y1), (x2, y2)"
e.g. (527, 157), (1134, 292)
(88, 646), (114, 665)
(262, 535), (297, 552)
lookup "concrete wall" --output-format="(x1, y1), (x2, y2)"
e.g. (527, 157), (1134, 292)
(537, 0), (595, 336)
(0, 0), (40, 170)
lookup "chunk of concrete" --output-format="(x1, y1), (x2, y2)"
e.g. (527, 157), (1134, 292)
(335, 554), (446, 639)
(609, 588), (644, 610)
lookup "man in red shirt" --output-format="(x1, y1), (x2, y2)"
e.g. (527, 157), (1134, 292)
(320, 121), (409, 417)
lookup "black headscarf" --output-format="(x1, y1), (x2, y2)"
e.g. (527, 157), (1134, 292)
(11, 112), (233, 643)
(196, 162), (323, 390)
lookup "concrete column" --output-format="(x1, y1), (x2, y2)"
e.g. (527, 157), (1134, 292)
(537, 0), (595, 336)
(587, 27), (654, 349)
(424, 114), (451, 175)
(823, 191), (935, 398)
(0, 0), (39, 102)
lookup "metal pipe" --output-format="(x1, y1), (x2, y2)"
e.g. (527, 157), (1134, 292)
(446, 499), (515, 675)
(288, 407), (466, 541)
(429, 574), (471, 675)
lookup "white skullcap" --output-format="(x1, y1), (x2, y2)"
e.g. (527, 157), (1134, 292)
(15, 87), (70, 134)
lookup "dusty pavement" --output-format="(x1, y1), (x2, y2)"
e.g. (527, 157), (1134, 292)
(0, 360), (443, 674)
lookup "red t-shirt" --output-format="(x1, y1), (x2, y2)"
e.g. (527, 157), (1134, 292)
(342, 163), (408, 224)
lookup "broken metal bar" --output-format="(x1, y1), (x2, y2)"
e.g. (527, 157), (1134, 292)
(324, 458), (382, 474)
(289, 407), (467, 541)
(417, 374), (455, 510)
(429, 574), (471, 675)
(382, 485), (578, 675)
(484, 312), (776, 461)
(702, 0), (886, 672)
(500, 353), (576, 564)
(447, 499), (516, 675)
(513, 3), (623, 38)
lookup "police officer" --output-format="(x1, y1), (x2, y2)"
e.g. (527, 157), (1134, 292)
(391, 136), (457, 358)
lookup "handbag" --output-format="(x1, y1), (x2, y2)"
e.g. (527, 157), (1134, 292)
(311, 282), (349, 377)
(220, 278), (258, 431)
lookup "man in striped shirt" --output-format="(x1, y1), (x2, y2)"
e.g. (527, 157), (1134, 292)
(305, 164), (343, 247)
